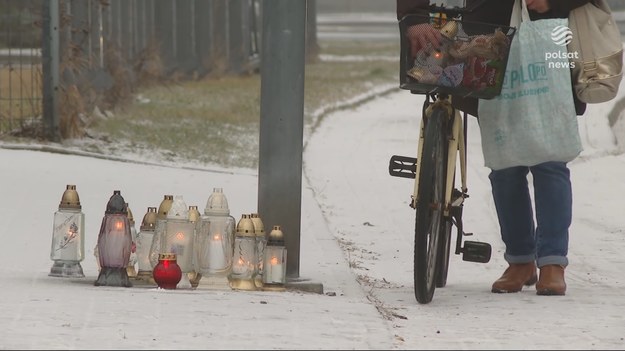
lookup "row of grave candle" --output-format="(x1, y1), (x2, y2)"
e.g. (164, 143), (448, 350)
(49, 185), (287, 290)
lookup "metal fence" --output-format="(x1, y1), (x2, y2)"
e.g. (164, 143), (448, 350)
(0, 0), (261, 139)
(0, 0), (42, 135)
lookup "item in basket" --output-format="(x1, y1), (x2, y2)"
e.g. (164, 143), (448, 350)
(462, 57), (502, 90)
(407, 65), (443, 84)
(439, 20), (459, 41)
(449, 28), (510, 61)
(438, 63), (464, 87)
(427, 50), (445, 67)
(414, 43), (450, 68)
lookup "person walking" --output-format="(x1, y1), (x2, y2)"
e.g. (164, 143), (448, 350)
(396, 0), (591, 296)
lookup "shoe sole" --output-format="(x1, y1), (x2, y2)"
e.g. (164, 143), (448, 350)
(536, 288), (566, 296)
(491, 275), (538, 294)
(491, 287), (522, 293)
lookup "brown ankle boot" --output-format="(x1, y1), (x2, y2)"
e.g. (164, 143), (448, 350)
(536, 265), (566, 296)
(491, 262), (538, 293)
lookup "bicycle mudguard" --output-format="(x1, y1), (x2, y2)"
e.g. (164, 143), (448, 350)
(389, 155), (417, 179)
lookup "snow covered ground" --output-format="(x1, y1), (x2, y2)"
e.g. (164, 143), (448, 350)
(304, 88), (625, 349)
(2, 64), (625, 350)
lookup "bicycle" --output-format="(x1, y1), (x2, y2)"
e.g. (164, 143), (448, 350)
(389, 1), (516, 304)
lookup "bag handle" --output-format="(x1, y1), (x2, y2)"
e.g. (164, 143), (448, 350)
(571, 3), (592, 71)
(520, 0), (531, 22)
(510, 0), (531, 28)
(571, 0), (614, 72)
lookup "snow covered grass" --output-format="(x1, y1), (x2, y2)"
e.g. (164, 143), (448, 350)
(38, 39), (401, 170)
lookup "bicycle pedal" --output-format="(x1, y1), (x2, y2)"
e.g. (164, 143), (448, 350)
(462, 240), (491, 263)
(389, 155), (417, 179)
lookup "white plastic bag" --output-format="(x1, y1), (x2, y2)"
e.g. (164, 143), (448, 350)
(477, 0), (582, 170)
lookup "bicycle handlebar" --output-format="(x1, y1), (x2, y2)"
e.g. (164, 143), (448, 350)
(428, 0), (488, 17)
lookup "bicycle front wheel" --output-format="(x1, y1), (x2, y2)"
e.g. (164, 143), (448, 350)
(414, 107), (448, 304)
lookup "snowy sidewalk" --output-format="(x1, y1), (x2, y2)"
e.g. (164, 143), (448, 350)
(304, 89), (625, 349)
(3, 82), (625, 349)
(0, 147), (393, 349)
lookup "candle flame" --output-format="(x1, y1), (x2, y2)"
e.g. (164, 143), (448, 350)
(270, 256), (278, 265)
(212, 233), (222, 241)
(115, 221), (124, 230)
(176, 232), (184, 240)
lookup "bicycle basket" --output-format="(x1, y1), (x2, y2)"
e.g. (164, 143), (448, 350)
(399, 14), (516, 99)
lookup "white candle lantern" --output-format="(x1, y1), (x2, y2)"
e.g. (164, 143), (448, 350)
(49, 184), (85, 278)
(126, 203), (138, 278)
(148, 195), (173, 270)
(94, 190), (133, 287)
(195, 188), (235, 289)
(262, 225), (287, 291)
(250, 213), (266, 288)
(228, 214), (257, 291)
(135, 206), (158, 281)
(154, 195), (196, 289)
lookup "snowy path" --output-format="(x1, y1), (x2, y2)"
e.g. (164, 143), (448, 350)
(303, 90), (625, 349)
(2, 84), (625, 349)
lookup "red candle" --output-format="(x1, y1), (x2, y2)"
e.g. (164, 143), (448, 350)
(153, 253), (182, 289)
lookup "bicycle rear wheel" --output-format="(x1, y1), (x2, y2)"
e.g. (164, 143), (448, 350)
(414, 107), (448, 304)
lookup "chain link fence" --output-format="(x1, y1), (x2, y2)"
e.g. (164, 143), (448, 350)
(0, 0), (42, 135)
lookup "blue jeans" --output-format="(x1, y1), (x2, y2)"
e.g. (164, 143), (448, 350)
(488, 161), (571, 268)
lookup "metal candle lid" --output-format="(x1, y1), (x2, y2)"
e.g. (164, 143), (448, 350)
(236, 214), (255, 237)
(157, 195), (174, 219)
(105, 190), (127, 214)
(59, 184), (81, 210)
(204, 187), (230, 216)
(188, 205), (201, 223)
(250, 213), (265, 237)
(140, 207), (158, 231)
(267, 225), (285, 246)
(158, 253), (177, 261)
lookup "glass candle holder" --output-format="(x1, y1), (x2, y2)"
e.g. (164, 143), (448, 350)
(187, 205), (202, 288)
(250, 213), (266, 288)
(94, 190), (133, 287)
(228, 214), (257, 291)
(152, 195), (195, 289)
(196, 188), (236, 277)
(148, 195), (174, 269)
(135, 207), (158, 280)
(262, 225), (287, 291)
(153, 253), (182, 289)
(126, 203), (138, 278)
(49, 185), (85, 278)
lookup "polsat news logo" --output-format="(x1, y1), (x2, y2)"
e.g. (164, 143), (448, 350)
(545, 25), (578, 69)
(551, 25), (573, 46)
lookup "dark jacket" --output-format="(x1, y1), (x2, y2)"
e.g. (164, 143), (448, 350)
(396, 0), (591, 116)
